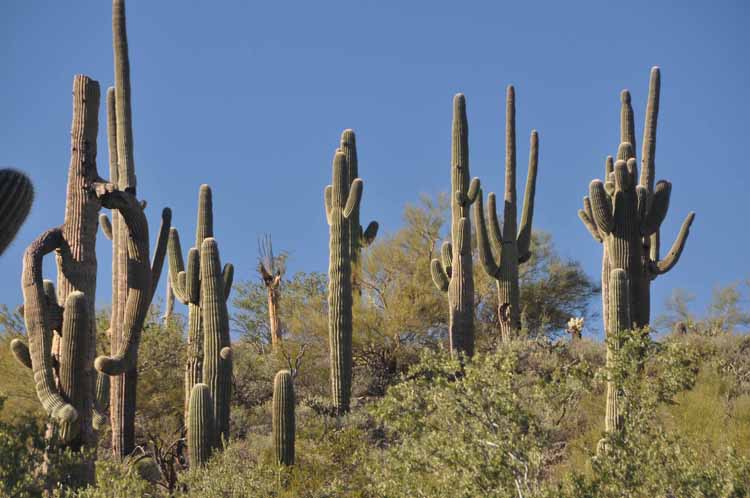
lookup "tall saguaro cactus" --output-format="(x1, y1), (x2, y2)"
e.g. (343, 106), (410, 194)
(0, 169), (34, 256)
(11, 75), (161, 484)
(430, 94), (480, 357)
(324, 148), (363, 413)
(339, 129), (378, 290)
(168, 185), (233, 431)
(273, 370), (295, 466)
(97, 0), (171, 459)
(474, 86), (539, 343)
(578, 67), (695, 331)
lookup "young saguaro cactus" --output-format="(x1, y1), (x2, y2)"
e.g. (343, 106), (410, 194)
(473, 86), (539, 343)
(324, 148), (363, 413)
(188, 383), (214, 467)
(273, 370), (295, 466)
(168, 184), (234, 425)
(0, 169), (34, 256)
(339, 129), (378, 290)
(431, 94), (480, 357)
(578, 67), (695, 330)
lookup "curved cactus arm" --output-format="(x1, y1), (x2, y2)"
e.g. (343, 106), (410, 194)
(0, 169), (34, 256)
(579, 196), (603, 242)
(343, 179), (363, 219)
(517, 130), (539, 263)
(10, 339), (32, 369)
(641, 181), (671, 237)
(93, 371), (110, 430)
(589, 180), (613, 234)
(167, 228), (189, 304)
(222, 263), (234, 302)
(652, 212), (695, 276)
(99, 214), (113, 240)
(148, 207), (172, 300)
(430, 259), (449, 293)
(440, 241), (452, 278)
(640, 67), (660, 192)
(58, 291), (88, 443)
(94, 189), (152, 376)
(324, 185), (333, 225)
(486, 193), (504, 257)
(363, 221), (379, 245)
(617, 142), (635, 163)
(22, 227), (78, 425)
(473, 190), (501, 278)
(467, 177), (481, 204)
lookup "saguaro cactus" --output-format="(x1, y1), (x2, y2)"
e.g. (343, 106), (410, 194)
(0, 169), (34, 256)
(474, 86), (539, 342)
(324, 148), (363, 413)
(430, 94), (480, 357)
(339, 129), (378, 290)
(578, 67), (695, 330)
(273, 370), (295, 466)
(188, 383), (213, 467)
(168, 184), (234, 425)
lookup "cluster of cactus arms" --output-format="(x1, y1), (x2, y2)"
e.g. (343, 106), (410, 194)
(339, 129), (379, 290)
(273, 370), (295, 466)
(431, 94), (480, 357)
(0, 169), (33, 256)
(473, 86), (539, 343)
(169, 184), (234, 448)
(96, 0), (172, 459)
(578, 67), (695, 447)
(325, 144), (365, 413)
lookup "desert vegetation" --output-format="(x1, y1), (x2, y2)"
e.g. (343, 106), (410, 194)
(1, 1), (748, 497)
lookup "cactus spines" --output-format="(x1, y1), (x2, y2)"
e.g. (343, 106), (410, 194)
(473, 86), (539, 342)
(272, 370), (295, 466)
(431, 94), (480, 357)
(200, 237), (232, 447)
(93, 372), (110, 430)
(0, 169), (34, 256)
(339, 129), (378, 289)
(187, 383), (213, 467)
(579, 67), (695, 331)
(325, 149), (362, 413)
(169, 184), (233, 424)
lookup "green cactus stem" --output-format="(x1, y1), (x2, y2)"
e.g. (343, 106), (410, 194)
(473, 86), (539, 342)
(273, 370), (295, 466)
(430, 94), (480, 357)
(93, 371), (110, 431)
(188, 383), (213, 467)
(58, 291), (89, 444)
(0, 169), (34, 256)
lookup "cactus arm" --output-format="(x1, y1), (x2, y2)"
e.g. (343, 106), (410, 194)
(641, 181), (671, 237)
(343, 179), (363, 219)
(486, 193), (505, 255)
(222, 263), (234, 301)
(93, 371), (110, 430)
(186, 248), (200, 304)
(195, 185), (213, 247)
(652, 212), (695, 275)
(620, 91), (636, 158)
(21, 228), (78, 424)
(10, 339), (32, 369)
(113, 0), (136, 191)
(467, 177), (481, 204)
(167, 228), (189, 304)
(363, 221), (379, 245)
(431, 259), (449, 293)
(188, 383), (213, 467)
(58, 291), (88, 443)
(324, 185), (333, 225)
(147, 207), (171, 299)
(640, 67), (660, 191)
(440, 241), (452, 277)
(580, 196), (603, 242)
(502, 85), (518, 244)
(99, 214), (113, 240)
(0, 169), (34, 256)
(473, 191), (501, 278)
(589, 180), (613, 234)
(636, 185), (648, 222)
(517, 130), (539, 263)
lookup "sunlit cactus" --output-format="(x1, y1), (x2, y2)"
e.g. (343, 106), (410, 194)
(188, 383), (213, 467)
(273, 370), (295, 466)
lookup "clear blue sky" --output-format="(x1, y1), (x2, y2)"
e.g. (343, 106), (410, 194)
(1, 1), (748, 337)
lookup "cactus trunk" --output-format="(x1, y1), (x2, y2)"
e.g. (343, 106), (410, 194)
(188, 383), (213, 467)
(273, 370), (295, 466)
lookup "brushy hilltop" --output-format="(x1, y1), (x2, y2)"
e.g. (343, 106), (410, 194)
(1, 1), (748, 497)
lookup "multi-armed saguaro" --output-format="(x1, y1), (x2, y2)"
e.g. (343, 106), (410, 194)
(273, 370), (295, 466)
(0, 169), (33, 256)
(96, 0), (171, 459)
(474, 86), (539, 343)
(169, 185), (233, 446)
(430, 94), (480, 357)
(577, 67), (695, 443)
(324, 145), (365, 413)
(339, 129), (378, 290)
(9, 75), (165, 484)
